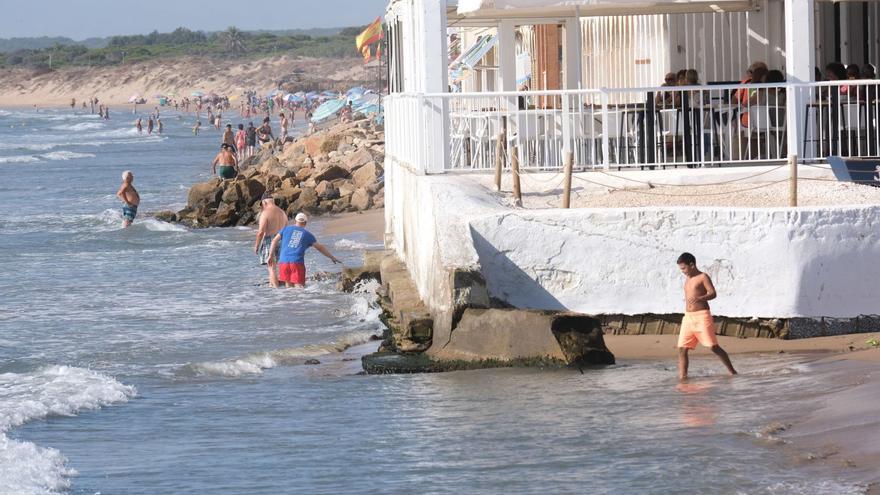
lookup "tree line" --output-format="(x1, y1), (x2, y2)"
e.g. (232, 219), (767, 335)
(0, 26), (368, 70)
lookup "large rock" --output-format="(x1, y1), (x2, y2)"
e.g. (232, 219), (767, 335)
(352, 161), (383, 188)
(211, 202), (239, 227)
(313, 164), (350, 182)
(187, 179), (223, 210)
(289, 187), (319, 214)
(316, 180), (340, 200)
(343, 148), (374, 171)
(350, 187), (373, 211)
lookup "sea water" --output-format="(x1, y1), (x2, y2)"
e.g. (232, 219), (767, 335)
(0, 107), (868, 494)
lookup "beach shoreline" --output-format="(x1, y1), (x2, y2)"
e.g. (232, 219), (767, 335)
(604, 333), (880, 491)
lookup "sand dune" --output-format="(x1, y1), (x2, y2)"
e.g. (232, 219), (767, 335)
(0, 55), (375, 107)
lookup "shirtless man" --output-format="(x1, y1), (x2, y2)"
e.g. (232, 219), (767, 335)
(116, 170), (140, 228)
(253, 194), (288, 287)
(212, 143), (238, 179)
(676, 252), (737, 381)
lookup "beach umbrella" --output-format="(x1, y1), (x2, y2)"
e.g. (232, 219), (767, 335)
(267, 89), (283, 97)
(355, 103), (382, 116)
(322, 90), (339, 98)
(191, 91), (204, 97)
(346, 86), (366, 97)
(128, 94), (142, 103)
(310, 99), (346, 123)
(285, 94), (305, 103)
(352, 93), (381, 108)
(153, 94), (166, 99)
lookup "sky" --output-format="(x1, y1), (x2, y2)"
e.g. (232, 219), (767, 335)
(0, 0), (389, 39)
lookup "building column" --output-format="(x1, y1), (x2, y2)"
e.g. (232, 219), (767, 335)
(497, 19), (518, 92)
(418, 0), (449, 174)
(785, 0), (816, 159)
(563, 16), (582, 90)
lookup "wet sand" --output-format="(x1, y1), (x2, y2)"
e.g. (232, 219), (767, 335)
(607, 332), (880, 489)
(320, 209), (384, 242)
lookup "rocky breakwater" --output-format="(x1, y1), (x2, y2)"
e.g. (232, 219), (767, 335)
(158, 115), (385, 227)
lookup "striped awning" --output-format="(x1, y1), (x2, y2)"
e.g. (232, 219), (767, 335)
(456, 0), (759, 17)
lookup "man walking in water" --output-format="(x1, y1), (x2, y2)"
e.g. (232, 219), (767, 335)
(116, 170), (140, 228)
(211, 143), (238, 179)
(676, 252), (737, 381)
(269, 212), (341, 288)
(253, 194), (288, 287)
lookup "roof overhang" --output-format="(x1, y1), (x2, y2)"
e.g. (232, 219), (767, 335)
(453, 0), (760, 21)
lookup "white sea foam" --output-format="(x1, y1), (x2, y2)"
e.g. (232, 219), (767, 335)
(181, 330), (379, 377)
(0, 365), (136, 495)
(0, 143), (56, 151)
(140, 218), (188, 232)
(334, 238), (383, 250)
(0, 155), (40, 164)
(41, 151), (96, 161)
(51, 122), (104, 132)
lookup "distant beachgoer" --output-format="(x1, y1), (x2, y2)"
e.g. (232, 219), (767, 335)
(157, 118), (163, 134)
(235, 124), (247, 161)
(215, 113), (222, 130)
(136, 118), (143, 133)
(147, 117), (154, 135)
(257, 118), (274, 148)
(279, 112), (289, 142)
(104, 107), (110, 120)
(676, 252), (737, 381)
(223, 123), (236, 152)
(253, 194), (288, 287)
(116, 170), (140, 228)
(212, 143), (238, 179)
(82, 101), (87, 110)
(90, 98), (95, 114)
(193, 121), (201, 135)
(70, 98), (76, 111)
(268, 212), (341, 288)
(246, 122), (256, 157)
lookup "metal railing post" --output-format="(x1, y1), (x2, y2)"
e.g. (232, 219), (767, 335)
(601, 91), (611, 170)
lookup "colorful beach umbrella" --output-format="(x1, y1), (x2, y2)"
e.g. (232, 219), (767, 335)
(310, 99), (346, 123)
(128, 94), (141, 103)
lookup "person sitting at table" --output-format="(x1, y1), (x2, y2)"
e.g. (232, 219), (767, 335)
(845, 64), (864, 101)
(685, 69), (707, 105)
(735, 62), (768, 128)
(655, 72), (678, 109)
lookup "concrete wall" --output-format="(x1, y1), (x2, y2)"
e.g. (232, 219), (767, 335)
(387, 162), (880, 322)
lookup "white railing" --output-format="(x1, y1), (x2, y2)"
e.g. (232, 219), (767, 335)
(384, 80), (880, 173)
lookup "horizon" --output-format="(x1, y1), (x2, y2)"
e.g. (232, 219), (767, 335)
(0, 0), (388, 40)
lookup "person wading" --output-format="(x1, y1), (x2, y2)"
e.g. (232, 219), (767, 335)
(253, 194), (288, 287)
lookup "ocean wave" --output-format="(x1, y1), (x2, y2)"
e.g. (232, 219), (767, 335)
(0, 365), (135, 495)
(0, 143), (56, 151)
(334, 238), (383, 250)
(179, 330), (379, 378)
(41, 151), (96, 161)
(51, 122), (104, 131)
(0, 155), (40, 164)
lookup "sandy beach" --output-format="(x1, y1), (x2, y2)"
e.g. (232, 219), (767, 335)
(320, 209), (385, 241)
(0, 55), (368, 108)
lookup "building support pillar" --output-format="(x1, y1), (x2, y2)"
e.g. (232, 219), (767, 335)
(785, 0), (816, 160)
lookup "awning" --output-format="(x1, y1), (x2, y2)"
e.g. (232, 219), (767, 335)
(456, 0), (759, 18)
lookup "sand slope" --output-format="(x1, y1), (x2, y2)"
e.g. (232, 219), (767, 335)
(0, 55), (373, 107)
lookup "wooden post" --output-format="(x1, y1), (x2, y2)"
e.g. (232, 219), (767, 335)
(511, 144), (522, 206)
(788, 154), (798, 207)
(494, 119), (506, 191)
(562, 151), (573, 208)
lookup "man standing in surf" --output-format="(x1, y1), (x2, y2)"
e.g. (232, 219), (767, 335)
(269, 212), (341, 288)
(116, 170), (140, 228)
(676, 252), (737, 381)
(253, 194), (288, 288)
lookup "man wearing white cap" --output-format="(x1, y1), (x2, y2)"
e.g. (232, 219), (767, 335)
(269, 212), (341, 287)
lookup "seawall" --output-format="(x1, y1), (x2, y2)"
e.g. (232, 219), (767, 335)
(384, 160), (880, 357)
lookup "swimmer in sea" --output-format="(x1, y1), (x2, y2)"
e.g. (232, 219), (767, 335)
(212, 143), (238, 180)
(116, 170), (140, 228)
(676, 252), (737, 381)
(193, 120), (201, 135)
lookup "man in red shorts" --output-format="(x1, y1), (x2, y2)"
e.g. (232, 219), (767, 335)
(269, 212), (341, 287)
(676, 252), (737, 381)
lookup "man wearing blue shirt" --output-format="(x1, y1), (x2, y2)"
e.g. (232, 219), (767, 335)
(269, 212), (341, 287)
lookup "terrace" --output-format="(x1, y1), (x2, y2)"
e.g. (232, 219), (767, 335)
(383, 0), (880, 177)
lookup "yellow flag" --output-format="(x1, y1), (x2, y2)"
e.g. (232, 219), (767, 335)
(356, 17), (383, 51)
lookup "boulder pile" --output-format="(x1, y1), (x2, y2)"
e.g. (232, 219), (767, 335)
(157, 114), (385, 227)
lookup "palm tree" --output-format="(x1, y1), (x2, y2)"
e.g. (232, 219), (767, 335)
(223, 26), (246, 55)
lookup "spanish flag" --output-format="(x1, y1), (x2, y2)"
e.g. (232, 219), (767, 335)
(356, 17), (383, 52)
(362, 44), (372, 64)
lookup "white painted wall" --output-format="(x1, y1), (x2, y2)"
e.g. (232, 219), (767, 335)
(387, 162), (880, 320)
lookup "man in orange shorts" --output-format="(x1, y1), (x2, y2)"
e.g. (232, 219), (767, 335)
(676, 252), (737, 381)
